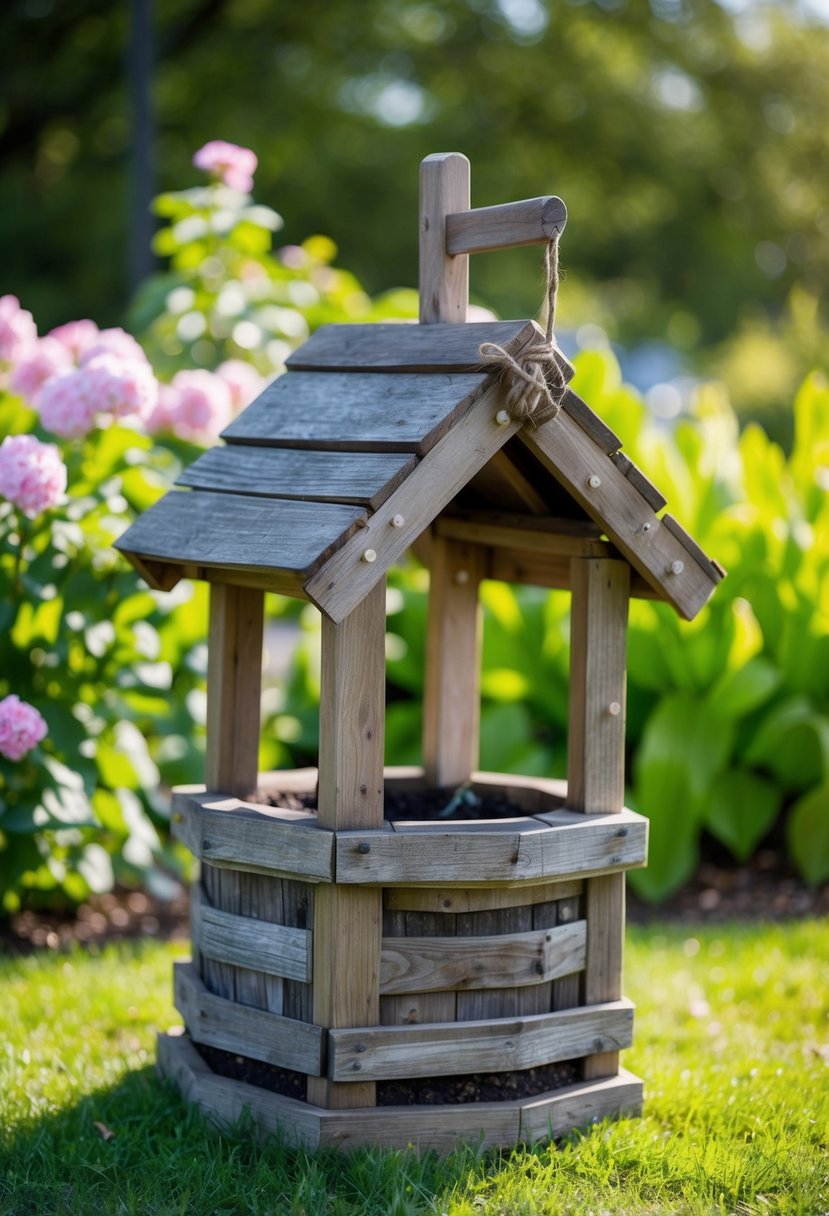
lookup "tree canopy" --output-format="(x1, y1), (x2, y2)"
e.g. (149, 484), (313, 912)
(3, 0), (828, 373)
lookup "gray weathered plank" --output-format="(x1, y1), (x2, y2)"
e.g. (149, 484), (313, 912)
(379, 919), (586, 996)
(172, 789), (334, 882)
(328, 997), (634, 1081)
(519, 1069), (643, 1142)
(285, 321), (537, 372)
(336, 808), (647, 885)
(223, 371), (492, 454)
(177, 446), (416, 509)
(174, 962), (325, 1075)
(194, 882), (312, 983)
(116, 490), (366, 577)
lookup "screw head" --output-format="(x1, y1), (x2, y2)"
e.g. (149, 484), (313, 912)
(670, 559), (685, 575)
(362, 548), (377, 563)
(608, 701), (622, 717)
(495, 409), (511, 426)
(357, 842), (371, 855)
(588, 474), (602, 489)
(391, 514), (405, 528)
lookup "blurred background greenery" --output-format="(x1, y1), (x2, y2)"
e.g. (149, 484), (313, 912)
(3, 0), (829, 441)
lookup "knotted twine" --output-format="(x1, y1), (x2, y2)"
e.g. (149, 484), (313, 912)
(478, 235), (567, 428)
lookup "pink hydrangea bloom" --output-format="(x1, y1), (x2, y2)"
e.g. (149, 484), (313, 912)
(0, 295), (38, 363)
(0, 434), (67, 517)
(9, 337), (73, 406)
(216, 359), (265, 413)
(165, 369), (232, 443)
(0, 695), (48, 762)
(80, 353), (158, 421)
(79, 327), (149, 367)
(193, 141), (257, 193)
(48, 318), (100, 360)
(38, 368), (98, 439)
(144, 384), (179, 436)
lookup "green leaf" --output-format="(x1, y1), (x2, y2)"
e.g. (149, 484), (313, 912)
(787, 781), (829, 885)
(708, 658), (780, 720)
(744, 698), (829, 790)
(704, 769), (782, 861)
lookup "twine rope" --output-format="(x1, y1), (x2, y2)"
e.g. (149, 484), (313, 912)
(478, 236), (567, 427)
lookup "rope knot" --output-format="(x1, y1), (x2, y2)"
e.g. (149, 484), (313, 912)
(478, 236), (566, 428)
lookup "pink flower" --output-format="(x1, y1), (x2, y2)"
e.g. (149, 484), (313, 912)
(0, 434), (67, 518)
(80, 353), (158, 421)
(48, 318), (100, 360)
(144, 384), (179, 436)
(216, 359), (265, 413)
(9, 337), (73, 406)
(79, 327), (149, 367)
(165, 369), (232, 443)
(38, 369), (98, 439)
(0, 695), (48, 762)
(193, 141), (257, 193)
(0, 295), (38, 363)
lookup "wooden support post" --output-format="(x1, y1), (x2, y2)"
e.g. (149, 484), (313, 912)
(419, 152), (470, 324)
(205, 583), (264, 797)
(422, 536), (484, 789)
(568, 557), (629, 1079)
(308, 579), (387, 1109)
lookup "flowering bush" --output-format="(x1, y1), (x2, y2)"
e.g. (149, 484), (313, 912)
(0, 142), (415, 912)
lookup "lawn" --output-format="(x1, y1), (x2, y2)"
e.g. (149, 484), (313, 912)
(1, 919), (827, 1216)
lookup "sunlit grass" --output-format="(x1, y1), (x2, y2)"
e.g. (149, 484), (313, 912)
(1, 921), (827, 1215)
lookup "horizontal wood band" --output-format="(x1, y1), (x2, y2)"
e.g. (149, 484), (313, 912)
(328, 997), (634, 1081)
(158, 1032), (643, 1150)
(285, 320), (538, 373)
(379, 919), (586, 996)
(172, 789), (334, 883)
(222, 370), (490, 454)
(336, 809), (647, 886)
(192, 883), (312, 983)
(383, 877), (583, 914)
(177, 446), (416, 510)
(174, 962), (324, 1076)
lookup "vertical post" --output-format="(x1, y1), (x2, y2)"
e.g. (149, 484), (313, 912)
(419, 152), (470, 324)
(568, 556), (630, 1080)
(205, 583), (264, 796)
(419, 153), (482, 787)
(422, 537), (484, 788)
(308, 580), (386, 1109)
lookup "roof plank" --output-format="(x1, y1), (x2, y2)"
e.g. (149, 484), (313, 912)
(222, 370), (491, 455)
(519, 417), (723, 619)
(115, 490), (367, 577)
(177, 445), (416, 509)
(284, 321), (541, 373)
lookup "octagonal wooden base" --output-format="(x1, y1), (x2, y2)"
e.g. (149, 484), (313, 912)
(158, 1031), (643, 1152)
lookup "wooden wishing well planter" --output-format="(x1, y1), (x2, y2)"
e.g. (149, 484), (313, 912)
(116, 153), (724, 1152)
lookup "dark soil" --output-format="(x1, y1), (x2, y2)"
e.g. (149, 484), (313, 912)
(254, 782), (524, 821)
(195, 1040), (582, 1106)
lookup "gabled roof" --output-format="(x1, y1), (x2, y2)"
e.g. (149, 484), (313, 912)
(116, 321), (724, 621)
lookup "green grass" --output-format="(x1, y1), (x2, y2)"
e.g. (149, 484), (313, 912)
(1, 921), (827, 1216)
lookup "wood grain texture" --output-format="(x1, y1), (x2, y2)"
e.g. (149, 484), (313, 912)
(304, 374), (528, 622)
(422, 534), (484, 787)
(384, 879), (583, 914)
(192, 881), (312, 983)
(519, 1068), (643, 1142)
(520, 412), (722, 619)
(610, 452), (667, 511)
(317, 579), (386, 831)
(583, 872), (626, 1080)
(379, 919), (585, 996)
(551, 894), (583, 1012)
(177, 445), (416, 509)
(171, 789), (334, 882)
(445, 196), (567, 255)
(328, 998), (634, 1081)
(285, 320), (537, 372)
(311, 581), (386, 1108)
(223, 370), (489, 455)
(567, 558), (630, 815)
(205, 584), (263, 797)
(174, 962), (325, 1075)
(419, 152), (470, 323)
(435, 511), (611, 557)
(116, 490), (367, 579)
(337, 808), (647, 886)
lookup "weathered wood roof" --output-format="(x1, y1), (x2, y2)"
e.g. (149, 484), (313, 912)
(116, 320), (724, 620)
